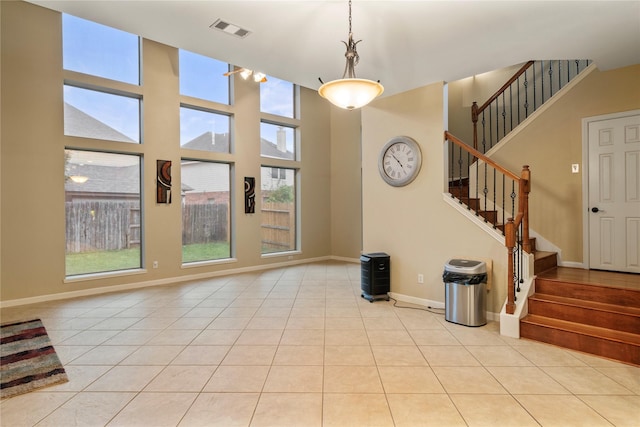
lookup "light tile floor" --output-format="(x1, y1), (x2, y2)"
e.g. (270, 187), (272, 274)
(1, 261), (638, 426)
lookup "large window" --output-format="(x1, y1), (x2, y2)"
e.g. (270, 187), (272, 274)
(260, 75), (294, 118)
(261, 166), (296, 254)
(63, 14), (143, 277)
(260, 122), (295, 160)
(259, 75), (299, 255)
(65, 150), (142, 276)
(62, 14), (139, 85)
(181, 160), (231, 263)
(64, 85), (140, 143)
(179, 50), (229, 105)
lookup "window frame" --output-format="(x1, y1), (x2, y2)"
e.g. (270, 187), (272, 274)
(180, 158), (234, 265)
(63, 14), (146, 280)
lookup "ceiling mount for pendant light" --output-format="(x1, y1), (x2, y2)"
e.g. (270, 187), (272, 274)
(318, 0), (383, 110)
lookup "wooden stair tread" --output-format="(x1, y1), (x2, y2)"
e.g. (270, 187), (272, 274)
(536, 267), (640, 291)
(522, 314), (640, 346)
(530, 293), (640, 316)
(534, 250), (556, 259)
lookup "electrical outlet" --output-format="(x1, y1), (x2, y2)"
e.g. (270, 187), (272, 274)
(417, 274), (424, 284)
(571, 164), (579, 173)
(152, 261), (158, 269)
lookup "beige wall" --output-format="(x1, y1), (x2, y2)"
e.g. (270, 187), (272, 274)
(0, 1), (340, 302)
(330, 108), (362, 259)
(361, 84), (508, 313)
(490, 65), (640, 263)
(448, 63), (525, 145)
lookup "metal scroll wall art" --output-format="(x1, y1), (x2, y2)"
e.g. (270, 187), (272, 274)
(157, 160), (172, 204)
(244, 177), (256, 214)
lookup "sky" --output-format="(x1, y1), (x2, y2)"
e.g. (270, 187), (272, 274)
(62, 14), (295, 155)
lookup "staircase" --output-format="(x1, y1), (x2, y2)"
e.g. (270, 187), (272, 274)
(520, 268), (640, 366)
(448, 179), (502, 232)
(448, 179), (557, 275)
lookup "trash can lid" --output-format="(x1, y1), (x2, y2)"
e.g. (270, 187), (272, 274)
(445, 259), (486, 274)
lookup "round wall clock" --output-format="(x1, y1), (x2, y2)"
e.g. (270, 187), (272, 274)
(378, 136), (422, 187)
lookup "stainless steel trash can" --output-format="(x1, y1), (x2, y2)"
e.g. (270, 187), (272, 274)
(443, 259), (487, 327)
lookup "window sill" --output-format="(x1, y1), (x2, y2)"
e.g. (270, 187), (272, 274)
(64, 268), (146, 284)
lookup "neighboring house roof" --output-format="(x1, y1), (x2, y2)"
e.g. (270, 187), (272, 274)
(64, 103), (136, 143)
(260, 137), (293, 160)
(182, 131), (294, 160)
(182, 131), (229, 153)
(64, 108), (293, 196)
(65, 163), (140, 194)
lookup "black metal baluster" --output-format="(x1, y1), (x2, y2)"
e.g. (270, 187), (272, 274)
(502, 175), (506, 233)
(548, 61), (553, 98)
(524, 69), (529, 118)
(481, 111), (487, 155)
(501, 91), (506, 142)
(483, 161), (488, 216)
(475, 150), (479, 206)
(457, 144), (463, 195)
(509, 85), (513, 132)
(518, 222), (523, 289)
(532, 62), (537, 111)
(511, 180), (520, 292)
(488, 107), (493, 152)
(517, 76), (521, 125)
(540, 60), (545, 104)
(449, 139), (454, 189)
(492, 168), (496, 228)
(557, 60), (562, 91)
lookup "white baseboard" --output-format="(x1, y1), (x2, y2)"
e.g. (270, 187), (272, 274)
(389, 292), (501, 322)
(1, 256), (337, 308)
(388, 292), (445, 309)
(558, 260), (586, 269)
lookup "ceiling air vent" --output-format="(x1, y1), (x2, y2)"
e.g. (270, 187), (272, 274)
(210, 19), (251, 38)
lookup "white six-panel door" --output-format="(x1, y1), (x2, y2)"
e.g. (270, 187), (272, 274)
(588, 112), (640, 273)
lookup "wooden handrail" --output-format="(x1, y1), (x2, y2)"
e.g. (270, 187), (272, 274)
(471, 60), (534, 150)
(445, 131), (530, 315)
(476, 61), (535, 113)
(445, 131), (519, 181)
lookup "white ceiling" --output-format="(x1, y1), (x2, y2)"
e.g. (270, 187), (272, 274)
(27, 0), (640, 98)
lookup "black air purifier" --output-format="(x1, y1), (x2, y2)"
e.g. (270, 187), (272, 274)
(360, 252), (390, 302)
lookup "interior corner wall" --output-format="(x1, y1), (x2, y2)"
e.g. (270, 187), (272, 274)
(490, 64), (640, 263)
(0, 1), (333, 303)
(330, 107), (362, 260)
(361, 83), (508, 314)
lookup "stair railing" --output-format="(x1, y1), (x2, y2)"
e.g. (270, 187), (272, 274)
(471, 59), (591, 153)
(445, 131), (530, 315)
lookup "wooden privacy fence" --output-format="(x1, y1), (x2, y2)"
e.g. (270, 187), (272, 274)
(261, 202), (295, 251)
(66, 201), (229, 253)
(66, 201), (139, 252)
(182, 203), (228, 244)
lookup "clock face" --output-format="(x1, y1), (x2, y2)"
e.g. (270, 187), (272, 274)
(378, 136), (422, 187)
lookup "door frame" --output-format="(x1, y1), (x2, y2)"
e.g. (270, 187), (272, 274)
(581, 109), (640, 270)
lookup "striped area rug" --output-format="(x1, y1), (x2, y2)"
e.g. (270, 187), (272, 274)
(1, 319), (68, 399)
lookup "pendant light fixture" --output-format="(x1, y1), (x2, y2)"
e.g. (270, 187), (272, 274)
(318, 0), (383, 110)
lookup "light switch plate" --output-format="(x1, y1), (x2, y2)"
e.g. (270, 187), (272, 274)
(572, 164), (580, 173)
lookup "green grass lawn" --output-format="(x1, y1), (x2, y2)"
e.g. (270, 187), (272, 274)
(66, 242), (231, 276)
(182, 242), (230, 263)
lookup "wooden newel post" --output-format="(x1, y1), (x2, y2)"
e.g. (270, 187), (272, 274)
(521, 165), (531, 253)
(471, 102), (479, 151)
(505, 218), (516, 315)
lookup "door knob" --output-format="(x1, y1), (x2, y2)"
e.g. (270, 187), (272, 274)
(591, 207), (600, 213)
